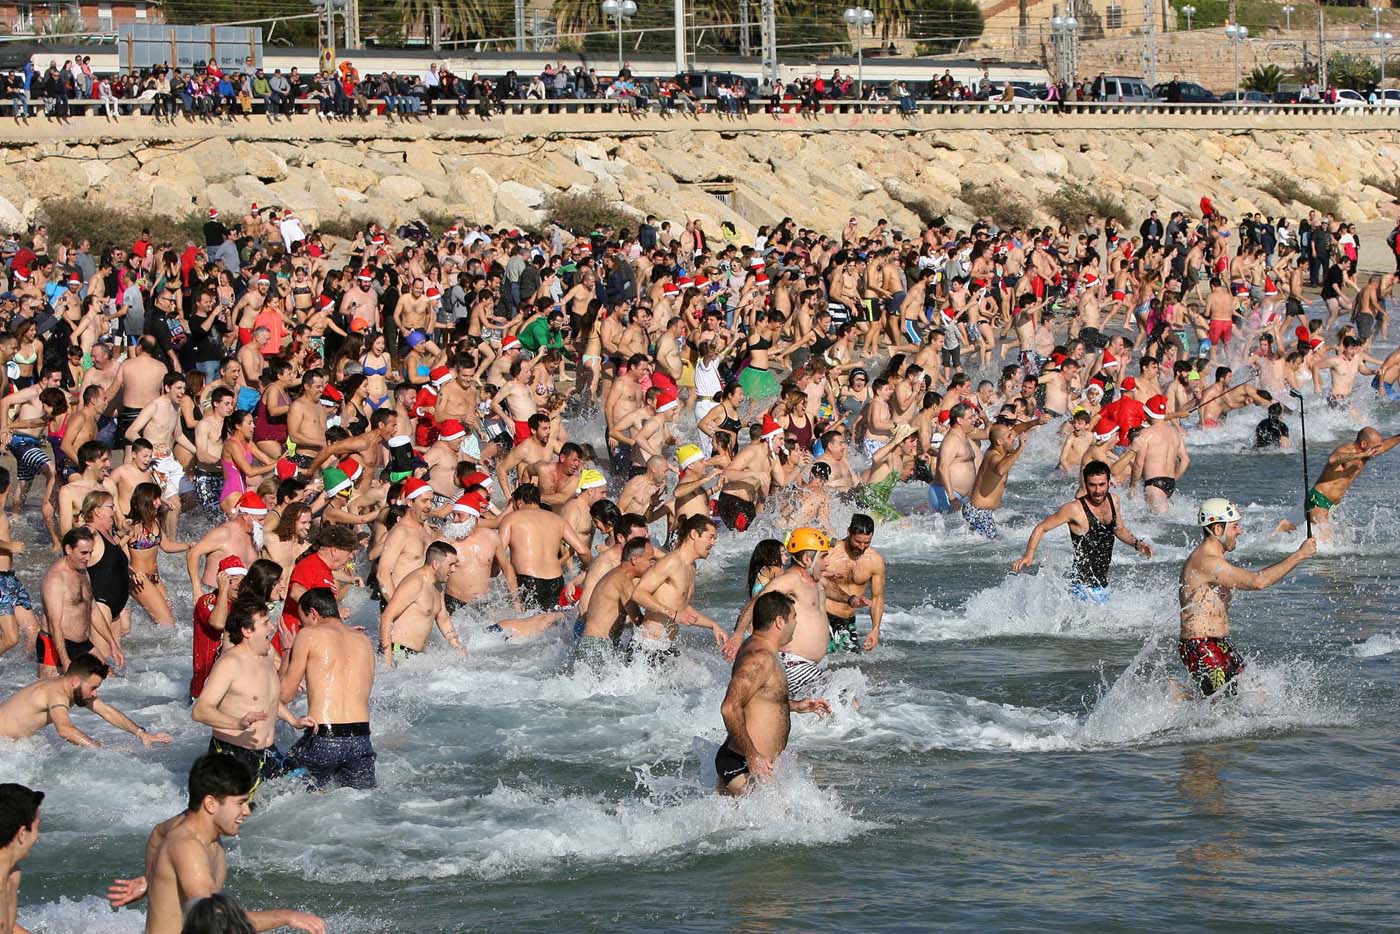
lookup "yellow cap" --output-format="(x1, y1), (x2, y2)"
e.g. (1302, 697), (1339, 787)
(786, 527), (833, 554)
(577, 468), (607, 493)
(676, 443), (704, 470)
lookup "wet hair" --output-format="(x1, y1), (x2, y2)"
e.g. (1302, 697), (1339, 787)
(131, 437), (154, 454)
(1082, 459), (1111, 482)
(65, 653), (109, 680)
(40, 386), (67, 416)
(0, 782), (44, 848)
(426, 540), (457, 567)
(62, 526), (96, 550)
(621, 536), (650, 563)
(590, 499), (621, 534)
(746, 539), (785, 594)
(810, 461), (831, 482)
(614, 512), (648, 542)
(77, 440), (109, 472)
(848, 513), (875, 536)
(316, 523), (359, 551)
(225, 603), (266, 646)
(512, 483), (541, 506)
(298, 587), (339, 620)
(752, 590), (795, 632)
(187, 753), (254, 812)
(272, 502), (311, 541)
(679, 514), (715, 542)
(181, 894), (255, 934)
(128, 482), (163, 529)
(163, 371), (186, 390)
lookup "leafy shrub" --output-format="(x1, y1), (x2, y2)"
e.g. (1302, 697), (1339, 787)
(959, 181), (1032, 229)
(1043, 182), (1131, 229)
(38, 198), (204, 252)
(542, 189), (632, 235)
(1260, 172), (1341, 216)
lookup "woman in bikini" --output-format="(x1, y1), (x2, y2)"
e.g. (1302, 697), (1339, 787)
(576, 305), (604, 397)
(360, 332), (393, 410)
(9, 319), (41, 389)
(125, 481), (190, 628)
(338, 374), (371, 437)
(303, 295), (344, 366)
(221, 410), (279, 516)
(252, 358), (293, 459)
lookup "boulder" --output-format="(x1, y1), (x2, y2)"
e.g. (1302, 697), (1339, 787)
(151, 181), (195, 218)
(494, 180), (545, 226)
(187, 138), (247, 183)
(402, 140), (445, 177)
(0, 195), (25, 233)
(334, 186), (369, 205)
(315, 160), (378, 193)
(232, 141), (288, 182)
(377, 175), (426, 202)
(81, 160), (113, 187)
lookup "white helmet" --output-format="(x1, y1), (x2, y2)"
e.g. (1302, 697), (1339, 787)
(1198, 497), (1241, 527)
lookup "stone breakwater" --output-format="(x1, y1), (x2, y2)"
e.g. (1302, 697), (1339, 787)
(1, 126), (1398, 235)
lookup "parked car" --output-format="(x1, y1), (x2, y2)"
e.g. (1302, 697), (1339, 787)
(1095, 75), (1157, 102)
(1334, 88), (1369, 109)
(1153, 80), (1218, 103)
(1379, 89), (1400, 107)
(1219, 90), (1271, 104)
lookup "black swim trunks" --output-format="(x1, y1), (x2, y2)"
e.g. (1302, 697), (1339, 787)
(289, 722), (377, 789)
(35, 633), (94, 669)
(444, 593), (470, 616)
(208, 737), (298, 798)
(714, 741), (749, 785)
(517, 574), (564, 610)
(1143, 476), (1177, 497)
(716, 492), (757, 532)
(826, 612), (862, 654)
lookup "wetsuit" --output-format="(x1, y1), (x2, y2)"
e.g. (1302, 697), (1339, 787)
(1068, 495), (1116, 603)
(88, 530), (130, 616)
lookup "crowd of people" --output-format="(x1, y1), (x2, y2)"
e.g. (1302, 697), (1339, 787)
(0, 184), (1398, 931)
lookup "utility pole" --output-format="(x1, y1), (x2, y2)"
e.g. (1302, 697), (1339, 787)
(431, 4), (441, 50)
(674, 0), (685, 72)
(514, 0), (526, 51)
(1318, 5), (1327, 86)
(761, 0), (777, 85)
(1143, 0), (1156, 84)
(346, 0), (359, 49)
(1017, 0), (1028, 48)
(739, 0), (751, 57)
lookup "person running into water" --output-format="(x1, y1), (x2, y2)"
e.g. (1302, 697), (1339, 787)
(1178, 499), (1315, 697)
(1278, 427), (1400, 540)
(820, 514), (887, 652)
(1011, 460), (1153, 603)
(716, 591), (831, 795)
(0, 653), (172, 748)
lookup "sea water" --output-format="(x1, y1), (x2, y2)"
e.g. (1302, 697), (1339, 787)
(3, 347), (1398, 932)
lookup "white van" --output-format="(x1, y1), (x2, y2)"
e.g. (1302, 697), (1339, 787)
(1098, 76), (1158, 102)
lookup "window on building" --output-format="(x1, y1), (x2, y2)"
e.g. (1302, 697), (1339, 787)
(1106, 4), (1123, 28)
(97, 0), (111, 25)
(135, 0), (147, 18)
(16, 0), (33, 29)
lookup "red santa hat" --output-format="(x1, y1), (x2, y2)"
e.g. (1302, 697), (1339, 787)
(339, 457), (363, 480)
(760, 414), (782, 441)
(1146, 395), (1168, 419)
(437, 419), (466, 442)
(1120, 376), (1137, 391)
(217, 556), (247, 577)
(319, 385), (344, 406)
(1101, 350), (1119, 369)
(453, 490), (486, 517)
(237, 492), (268, 516)
(501, 334), (521, 352)
(462, 470), (494, 490)
(402, 477), (433, 501)
(1093, 418), (1120, 442)
(655, 391), (679, 414)
(1263, 276), (1279, 297)
(662, 282), (679, 296)
(207, 207), (219, 218)
(430, 365), (453, 387)
(676, 275), (694, 290)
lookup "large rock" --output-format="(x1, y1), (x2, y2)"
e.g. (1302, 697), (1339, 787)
(188, 138), (247, 183)
(315, 160), (378, 193)
(0, 195), (25, 233)
(494, 180), (545, 227)
(233, 141), (288, 182)
(377, 175), (426, 202)
(81, 160), (113, 187)
(151, 181), (195, 218)
(451, 166), (498, 203)
(402, 140), (445, 177)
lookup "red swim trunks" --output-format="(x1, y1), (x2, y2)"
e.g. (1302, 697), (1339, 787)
(1208, 319), (1233, 345)
(1178, 635), (1245, 697)
(513, 420), (532, 444)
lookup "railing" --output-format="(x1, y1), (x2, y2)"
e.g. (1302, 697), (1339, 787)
(5, 94), (1393, 120)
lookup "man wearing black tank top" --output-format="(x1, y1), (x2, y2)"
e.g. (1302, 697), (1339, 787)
(1010, 460), (1153, 604)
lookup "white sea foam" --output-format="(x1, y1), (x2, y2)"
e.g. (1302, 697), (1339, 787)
(1352, 632), (1400, 657)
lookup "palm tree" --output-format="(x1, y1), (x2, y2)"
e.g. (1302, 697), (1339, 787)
(380, 0), (515, 44)
(1245, 63), (1283, 93)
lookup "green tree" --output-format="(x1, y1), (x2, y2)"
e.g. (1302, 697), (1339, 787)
(1245, 63), (1282, 92)
(1328, 52), (1378, 88)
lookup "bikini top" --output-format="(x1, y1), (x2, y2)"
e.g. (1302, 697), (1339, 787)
(130, 523), (160, 550)
(361, 355), (389, 376)
(12, 351), (36, 365)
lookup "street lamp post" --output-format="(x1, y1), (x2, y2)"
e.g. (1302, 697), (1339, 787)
(1224, 22), (1249, 100)
(1181, 4), (1195, 31)
(1051, 13), (1079, 85)
(1373, 5), (1384, 31)
(1376, 30), (1395, 93)
(601, 0), (637, 73)
(1281, 4), (1294, 30)
(843, 6), (874, 99)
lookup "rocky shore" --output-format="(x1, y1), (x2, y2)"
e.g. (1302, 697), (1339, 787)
(1, 126), (1398, 236)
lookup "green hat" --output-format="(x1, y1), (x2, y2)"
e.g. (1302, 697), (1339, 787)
(559, 262), (578, 274)
(322, 467), (353, 497)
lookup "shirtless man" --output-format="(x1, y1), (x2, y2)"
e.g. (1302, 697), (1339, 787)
(375, 478), (434, 602)
(573, 536), (655, 673)
(935, 403), (983, 511)
(536, 442), (584, 509)
(813, 429), (860, 495)
(341, 269), (380, 331)
(820, 514), (886, 653)
(443, 496), (518, 612)
(192, 387), (235, 519)
(125, 372), (194, 539)
(193, 603), (314, 793)
(617, 455), (671, 522)
(496, 412), (551, 499)
(1297, 427), (1400, 537)
(380, 541), (466, 665)
(559, 469), (608, 554)
(1197, 366), (1272, 428)
(287, 370), (330, 469)
(630, 514), (726, 653)
(1040, 357), (1080, 416)
(610, 387), (677, 478)
(0, 369), (63, 543)
(123, 754), (325, 934)
(1129, 394), (1190, 514)
(577, 512), (649, 614)
(1178, 499), (1314, 697)
(725, 527), (833, 700)
(1313, 336), (1375, 407)
(108, 335), (168, 450)
(492, 359), (540, 452)
(185, 492), (263, 596)
(58, 441), (118, 536)
(0, 782), (42, 934)
(279, 588), (378, 789)
(715, 590), (832, 795)
(1012, 460), (1152, 603)
(716, 418), (782, 532)
(424, 419), (468, 499)
(37, 528), (112, 677)
(1056, 411), (1093, 473)
(59, 385), (104, 470)
(0, 653), (170, 747)
(496, 482), (592, 609)
(963, 417), (1046, 540)
(236, 328), (270, 388)
(0, 470), (35, 659)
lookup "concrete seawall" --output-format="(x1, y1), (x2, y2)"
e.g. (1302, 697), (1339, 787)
(1, 109), (1398, 243)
